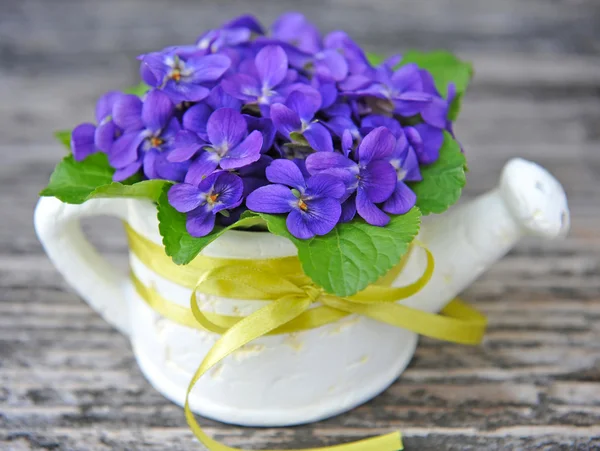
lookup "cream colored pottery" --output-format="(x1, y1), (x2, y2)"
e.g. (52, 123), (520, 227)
(34, 158), (569, 427)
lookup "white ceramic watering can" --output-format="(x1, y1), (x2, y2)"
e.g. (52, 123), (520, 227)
(34, 158), (569, 427)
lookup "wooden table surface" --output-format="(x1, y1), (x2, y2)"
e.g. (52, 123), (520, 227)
(1, 1), (600, 449)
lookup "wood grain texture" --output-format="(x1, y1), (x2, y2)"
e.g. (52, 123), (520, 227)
(1, 0), (599, 450)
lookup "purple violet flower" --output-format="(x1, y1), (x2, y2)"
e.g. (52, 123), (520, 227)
(383, 128), (422, 215)
(411, 123), (444, 165)
(168, 103), (213, 162)
(271, 12), (322, 54)
(205, 85), (243, 111)
(351, 63), (433, 117)
(326, 114), (360, 140)
(72, 91), (123, 161)
(362, 113), (442, 165)
(196, 14), (264, 53)
(218, 155), (274, 227)
(71, 123), (97, 162)
(244, 115), (276, 153)
(361, 114), (403, 138)
(311, 76), (338, 110)
(305, 126), (397, 226)
(270, 88), (333, 153)
(110, 89), (184, 181)
(221, 45), (293, 109)
(420, 69), (456, 130)
(323, 31), (371, 76)
(271, 13), (348, 82)
(168, 171), (244, 237)
(62, 14), (470, 238)
(246, 159), (345, 239)
(181, 108), (263, 184)
(139, 50), (231, 104)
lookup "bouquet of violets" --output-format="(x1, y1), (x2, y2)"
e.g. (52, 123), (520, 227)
(42, 12), (471, 297)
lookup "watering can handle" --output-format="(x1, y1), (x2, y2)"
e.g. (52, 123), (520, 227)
(34, 196), (131, 336)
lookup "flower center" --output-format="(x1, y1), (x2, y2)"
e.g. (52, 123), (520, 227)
(167, 56), (187, 84)
(258, 86), (275, 104)
(207, 193), (219, 205)
(150, 136), (164, 148)
(297, 199), (309, 211)
(170, 68), (182, 82)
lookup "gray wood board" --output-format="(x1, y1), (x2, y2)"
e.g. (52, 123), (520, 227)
(1, 0), (599, 450)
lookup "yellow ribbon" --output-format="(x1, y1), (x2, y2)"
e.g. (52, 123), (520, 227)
(125, 224), (488, 451)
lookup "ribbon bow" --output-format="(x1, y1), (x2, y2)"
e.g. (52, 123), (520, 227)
(125, 225), (487, 451)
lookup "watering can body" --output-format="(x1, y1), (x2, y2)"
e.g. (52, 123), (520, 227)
(34, 158), (569, 426)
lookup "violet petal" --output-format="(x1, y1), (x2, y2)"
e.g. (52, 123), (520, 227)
(220, 130), (263, 170)
(305, 151), (355, 174)
(183, 103), (213, 136)
(221, 74), (261, 102)
(285, 88), (321, 123)
(184, 152), (220, 185)
(169, 130), (204, 162)
(186, 208), (216, 237)
(362, 159), (397, 203)
(286, 209), (314, 239)
(383, 181), (417, 215)
(109, 131), (144, 167)
(304, 122), (333, 153)
(142, 90), (174, 133)
(302, 197), (341, 236)
(168, 183), (204, 213)
(185, 54), (231, 83)
(94, 120), (118, 153)
(142, 150), (159, 179)
(356, 189), (390, 226)
(71, 123), (97, 161)
(270, 103), (302, 138)
(255, 45), (288, 89)
(357, 126), (396, 164)
(95, 91), (122, 122)
(206, 108), (247, 149)
(113, 161), (142, 182)
(113, 95), (144, 131)
(246, 184), (296, 214)
(265, 159), (306, 190)
(306, 174), (345, 199)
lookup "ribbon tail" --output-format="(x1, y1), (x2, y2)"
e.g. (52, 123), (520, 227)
(184, 292), (403, 451)
(324, 297), (487, 345)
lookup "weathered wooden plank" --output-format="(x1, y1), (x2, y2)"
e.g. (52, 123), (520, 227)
(1, 0), (598, 57)
(1, 427), (599, 451)
(2, 1), (600, 449)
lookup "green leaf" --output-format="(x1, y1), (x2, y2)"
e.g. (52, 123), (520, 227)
(157, 189), (263, 265)
(289, 131), (309, 145)
(256, 209), (421, 297)
(40, 153), (115, 204)
(400, 50), (473, 120)
(409, 132), (466, 215)
(124, 82), (150, 97)
(91, 179), (169, 202)
(366, 52), (385, 67)
(54, 130), (72, 151)
(401, 50), (472, 97)
(40, 152), (167, 204)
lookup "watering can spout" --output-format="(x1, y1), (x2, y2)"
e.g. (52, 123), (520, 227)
(396, 158), (570, 313)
